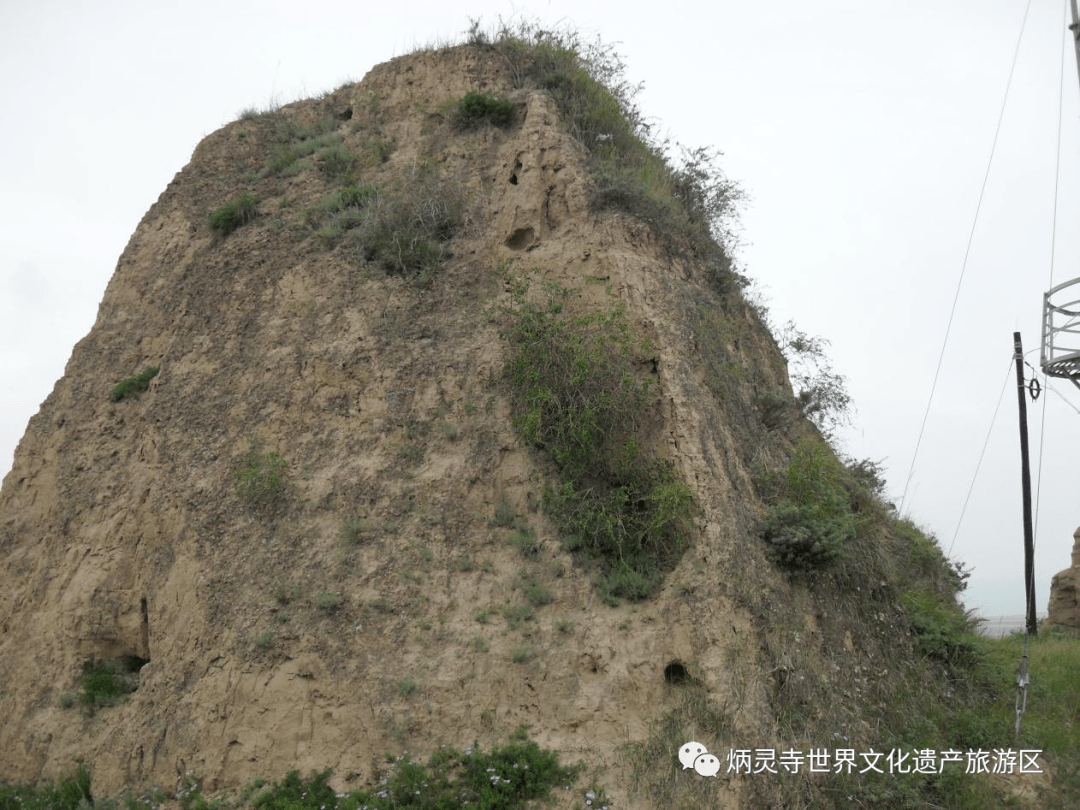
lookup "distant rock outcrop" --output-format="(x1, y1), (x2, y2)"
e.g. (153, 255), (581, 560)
(1046, 527), (1080, 629)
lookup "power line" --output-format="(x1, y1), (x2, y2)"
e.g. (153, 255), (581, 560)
(1034, 0), (1069, 553)
(899, 0), (1035, 516)
(948, 356), (1014, 557)
(1047, 380), (1080, 414)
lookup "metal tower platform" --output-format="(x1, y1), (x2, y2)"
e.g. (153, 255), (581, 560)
(1041, 276), (1080, 389)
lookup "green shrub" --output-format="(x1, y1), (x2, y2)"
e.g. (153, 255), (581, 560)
(523, 582), (553, 607)
(77, 659), (136, 715)
(299, 166), (466, 282)
(452, 91), (517, 129)
(504, 281), (692, 602)
(758, 439), (856, 570)
(274, 583), (301, 604)
(254, 630), (274, 650)
(209, 194), (258, 235)
(316, 143), (357, 178)
(502, 603), (534, 630)
(262, 131), (342, 177)
(249, 734), (579, 810)
(110, 365), (159, 402)
(901, 589), (980, 668)
(314, 591), (341, 613)
(778, 321), (853, 441)
(759, 500), (853, 570)
(234, 446), (290, 514)
(0, 765), (93, 810)
(492, 498), (517, 528)
(351, 177), (465, 281)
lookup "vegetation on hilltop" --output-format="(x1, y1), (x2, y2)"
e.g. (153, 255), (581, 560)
(465, 18), (746, 297)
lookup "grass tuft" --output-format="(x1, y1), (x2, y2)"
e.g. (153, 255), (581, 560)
(209, 194), (258, 235)
(110, 366), (159, 402)
(234, 444), (290, 515)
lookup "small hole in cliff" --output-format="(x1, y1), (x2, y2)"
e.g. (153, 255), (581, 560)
(338, 107), (353, 121)
(509, 159), (522, 185)
(505, 227), (534, 251)
(664, 661), (691, 685)
(120, 654), (150, 673)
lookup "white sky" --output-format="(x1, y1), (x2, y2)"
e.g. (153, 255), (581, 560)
(2, 0), (1078, 619)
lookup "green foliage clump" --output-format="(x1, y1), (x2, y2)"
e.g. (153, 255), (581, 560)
(110, 365), (159, 402)
(758, 439), (856, 570)
(249, 734), (579, 810)
(254, 630), (275, 650)
(316, 143), (357, 178)
(900, 589), (980, 668)
(314, 591), (342, 613)
(77, 659), (137, 715)
(209, 194), (258, 235)
(0, 765), (92, 810)
(452, 91), (517, 130)
(234, 445), (290, 514)
(504, 279), (692, 602)
(349, 170), (465, 282)
(303, 166), (465, 283)
(262, 122), (343, 178)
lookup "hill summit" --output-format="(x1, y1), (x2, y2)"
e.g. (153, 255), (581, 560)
(0, 27), (1004, 809)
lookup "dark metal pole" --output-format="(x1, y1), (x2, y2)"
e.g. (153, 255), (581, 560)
(1013, 332), (1038, 636)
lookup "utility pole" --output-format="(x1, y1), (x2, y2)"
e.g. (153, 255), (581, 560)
(1013, 333), (1038, 637)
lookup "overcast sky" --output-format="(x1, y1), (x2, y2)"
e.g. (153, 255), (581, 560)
(2, 0), (1078, 620)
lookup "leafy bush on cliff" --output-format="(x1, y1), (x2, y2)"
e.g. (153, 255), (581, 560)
(209, 194), (258, 235)
(77, 659), (137, 715)
(302, 166), (465, 283)
(504, 278), (692, 602)
(109, 365), (159, 402)
(757, 439), (856, 570)
(452, 91), (517, 130)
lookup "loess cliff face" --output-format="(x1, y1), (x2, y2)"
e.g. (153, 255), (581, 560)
(0, 45), (906, 809)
